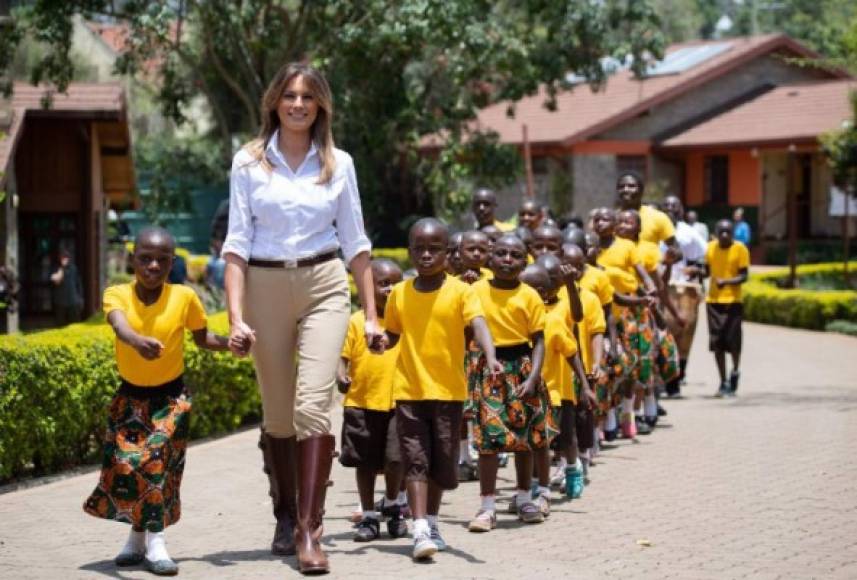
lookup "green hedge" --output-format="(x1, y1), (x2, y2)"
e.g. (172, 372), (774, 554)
(0, 312), (259, 482)
(743, 262), (857, 330)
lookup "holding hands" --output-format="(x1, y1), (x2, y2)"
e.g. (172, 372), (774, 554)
(229, 320), (256, 357)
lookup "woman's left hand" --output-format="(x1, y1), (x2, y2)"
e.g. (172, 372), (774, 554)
(364, 317), (386, 353)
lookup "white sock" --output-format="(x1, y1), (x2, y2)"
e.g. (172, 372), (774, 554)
(396, 490), (408, 506)
(605, 409), (618, 430)
(413, 518), (430, 537)
(362, 510), (379, 521)
(426, 514), (438, 528)
(635, 407), (644, 418)
(645, 393), (657, 417)
(537, 485), (550, 498)
(382, 495), (396, 508)
(145, 531), (171, 562)
(556, 457), (568, 472)
(480, 495), (496, 512)
(516, 489), (531, 504)
(575, 457), (583, 471)
(459, 440), (471, 462)
(354, 501), (363, 514)
(119, 529), (145, 556)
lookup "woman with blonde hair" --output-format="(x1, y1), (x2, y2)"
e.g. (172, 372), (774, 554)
(223, 62), (382, 575)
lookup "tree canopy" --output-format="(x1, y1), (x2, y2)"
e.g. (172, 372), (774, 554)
(1, 0), (667, 242)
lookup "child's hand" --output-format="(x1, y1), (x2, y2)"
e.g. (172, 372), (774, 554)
(559, 264), (576, 285)
(133, 336), (164, 360)
(715, 278), (726, 289)
(515, 378), (536, 399)
(460, 269), (480, 284)
(485, 357), (504, 379)
(590, 364), (606, 383)
(581, 387), (598, 410)
(229, 321), (256, 357)
(368, 333), (388, 354)
(364, 319), (386, 353)
(336, 374), (351, 394)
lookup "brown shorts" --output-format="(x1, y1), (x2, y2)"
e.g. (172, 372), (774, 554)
(395, 400), (463, 491)
(707, 303), (743, 353)
(339, 407), (401, 471)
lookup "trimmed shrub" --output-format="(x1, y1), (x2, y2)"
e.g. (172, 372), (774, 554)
(825, 319), (857, 337)
(0, 312), (258, 482)
(743, 262), (857, 330)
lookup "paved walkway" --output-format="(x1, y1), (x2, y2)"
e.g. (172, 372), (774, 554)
(2, 318), (857, 579)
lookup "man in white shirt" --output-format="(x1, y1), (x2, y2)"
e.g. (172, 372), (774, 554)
(661, 197), (708, 397)
(686, 210), (710, 243)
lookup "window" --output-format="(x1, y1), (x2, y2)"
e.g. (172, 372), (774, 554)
(704, 155), (729, 204)
(616, 155), (647, 181)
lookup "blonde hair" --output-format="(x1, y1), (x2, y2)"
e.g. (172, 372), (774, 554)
(243, 63), (336, 184)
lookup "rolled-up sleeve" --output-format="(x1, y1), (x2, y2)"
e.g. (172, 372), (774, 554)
(221, 152), (254, 261)
(335, 155), (372, 265)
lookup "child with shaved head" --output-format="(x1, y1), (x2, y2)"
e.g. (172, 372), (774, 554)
(84, 227), (230, 575)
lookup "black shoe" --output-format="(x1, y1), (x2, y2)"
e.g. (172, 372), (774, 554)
(644, 415), (658, 428)
(635, 417), (652, 435)
(729, 370), (740, 395)
(604, 428), (618, 442)
(656, 403), (667, 417)
(386, 505), (409, 538)
(715, 381), (730, 398)
(354, 517), (381, 542)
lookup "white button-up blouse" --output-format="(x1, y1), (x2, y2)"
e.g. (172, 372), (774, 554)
(222, 132), (372, 265)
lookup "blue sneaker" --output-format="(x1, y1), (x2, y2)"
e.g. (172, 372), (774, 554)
(565, 466), (584, 499)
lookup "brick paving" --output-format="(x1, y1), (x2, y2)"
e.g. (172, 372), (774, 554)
(2, 319), (857, 579)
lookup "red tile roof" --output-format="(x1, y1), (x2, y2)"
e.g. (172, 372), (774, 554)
(661, 80), (856, 148)
(461, 34), (840, 148)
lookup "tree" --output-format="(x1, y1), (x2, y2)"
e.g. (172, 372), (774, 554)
(0, 1), (666, 242)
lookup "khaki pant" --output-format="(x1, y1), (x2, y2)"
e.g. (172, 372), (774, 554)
(664, 284), (701, 359)
(245, 259), (351, 440)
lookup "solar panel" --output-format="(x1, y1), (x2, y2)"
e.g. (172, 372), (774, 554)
(646, 42), (733, 76)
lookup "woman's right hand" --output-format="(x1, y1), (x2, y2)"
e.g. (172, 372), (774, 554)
(229, 320), (256, 357)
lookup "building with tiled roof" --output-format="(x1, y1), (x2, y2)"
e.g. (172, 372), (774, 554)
(0, 82), (135, 332)
(460, 34), (853, 257)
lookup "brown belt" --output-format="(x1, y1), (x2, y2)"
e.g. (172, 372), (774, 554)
(248, 250), (338, 269)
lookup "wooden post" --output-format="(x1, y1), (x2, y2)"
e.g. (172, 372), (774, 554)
(787, 149), (798, 288)
(523, 124), (535, 199)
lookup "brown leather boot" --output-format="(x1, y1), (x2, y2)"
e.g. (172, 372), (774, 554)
(294, 433), (336, 575)
(258, 431), (298, 556)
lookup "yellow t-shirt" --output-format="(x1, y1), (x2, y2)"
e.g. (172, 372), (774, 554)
(385, 275), (483, 401)
(542, 299), (577, 406)
(580, 266), (614, 307)
(637, 240), (662, 274)
(577, 288), (607, 373)
(103, 282), (207, 386)
(473, 279), (546, 347)
(706, 241), (750, 304)
(341, 311), (399, 412)
(495, 219), (516, 232)
(639, 205), (675, 245)
(597, 238), (640, 293)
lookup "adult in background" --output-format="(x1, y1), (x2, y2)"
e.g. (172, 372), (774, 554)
(733, 207), (752, 246)
(616, 171), (682, 263)
(222, 62), (382, 575)
(50, 247), (83, 326)
(471, 188), (514, 231)
(661, 196), (708, 397)
(686, 210), (709, 242)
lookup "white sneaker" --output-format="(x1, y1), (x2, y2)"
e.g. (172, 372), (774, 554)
(549, 464), (566, 487)
(429, 523), (447, 551)
(412, 531), (438, 560)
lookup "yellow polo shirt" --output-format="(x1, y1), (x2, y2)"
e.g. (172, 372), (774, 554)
(342, 311), (399, 412)
(705, 241), (750, 304)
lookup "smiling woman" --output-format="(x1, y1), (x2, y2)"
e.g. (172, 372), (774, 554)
(221, 63), (381, 575)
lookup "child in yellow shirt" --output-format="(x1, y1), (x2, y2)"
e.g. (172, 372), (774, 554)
(337, 259), (407, 542)
(382, 218), (500, 561)
(698, 219), (749, 397)
(83, 227), (229, 576)
(523, 260), (596, 500)
(593, 208), (657, 439)
(466, 234), (553, 532)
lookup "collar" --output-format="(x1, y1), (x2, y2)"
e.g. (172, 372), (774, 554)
(266, 129), (319, 170)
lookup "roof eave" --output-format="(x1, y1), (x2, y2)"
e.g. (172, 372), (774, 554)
(561, 35), (848, 148)
(657, 135), (820, 151)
